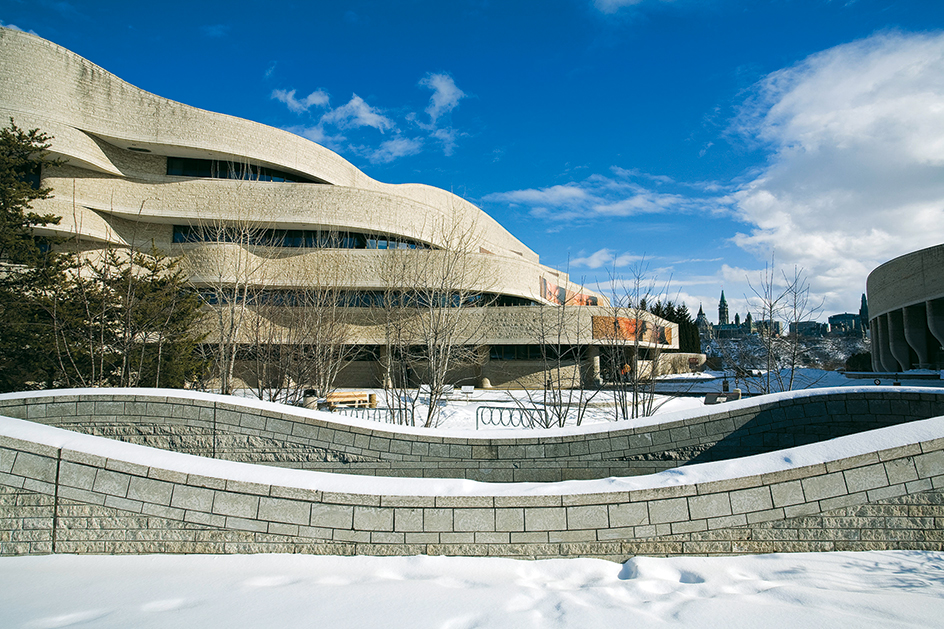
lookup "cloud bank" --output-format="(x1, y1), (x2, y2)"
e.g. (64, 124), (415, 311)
(730, 30), (944, 310)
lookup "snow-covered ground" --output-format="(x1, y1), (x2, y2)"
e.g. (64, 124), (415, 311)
(2, 552), (943, 628)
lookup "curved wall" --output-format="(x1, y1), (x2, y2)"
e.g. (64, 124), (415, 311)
(867, 243), (944, 370)
(2, 404), (943, 559)
(1, 388), (941, 482)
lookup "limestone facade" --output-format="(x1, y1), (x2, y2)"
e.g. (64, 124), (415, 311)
(867, 243), (944, 371)
(0, 28), (679, 388)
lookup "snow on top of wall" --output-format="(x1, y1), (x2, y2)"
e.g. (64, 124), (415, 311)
(0, 385), (938, 440)
(2, 407), (942, 497)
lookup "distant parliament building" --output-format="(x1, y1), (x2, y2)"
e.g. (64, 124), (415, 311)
(0, 28), (681, 388)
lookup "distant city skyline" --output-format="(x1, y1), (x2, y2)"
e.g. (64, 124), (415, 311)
(2, 0), (942, 319)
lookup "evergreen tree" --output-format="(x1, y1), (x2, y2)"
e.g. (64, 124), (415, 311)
(0, 120), (68, 390)
(648, 300), (701, 354)
(0, 120), (206, 391)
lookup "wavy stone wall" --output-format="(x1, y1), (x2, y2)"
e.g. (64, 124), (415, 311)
(2, 410), (943, 559)
(0, 388), (942, 482)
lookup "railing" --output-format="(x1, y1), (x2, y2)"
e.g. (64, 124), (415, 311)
(334, 406), (411, 424)
(475, 406), (548, 429)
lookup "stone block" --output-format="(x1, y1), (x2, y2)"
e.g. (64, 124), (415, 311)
(843, 464), (889, 493)
(802, 473), (848, 501)
(883, 458), (919, 485)
(914, 451), (944, 480)
(819, 492), (867, 512)
(187, 474), (226, 491)
(321, 492), (380, 507)
(103, 495), (144, 513)
(58, 485), (105, 506)
(148, 468), (188, 484)
(170, 485), (215, 512)
(509, 532), (550, 544)
(422, 508), (453, 532)
(770, 480), (805, 508)
(549, 530), (597, 543)
(706, 514), (748, 529)
(524, 507), (566, 531)
(435, 496), (494, 508)
(394, 508), (424, 532)
(688, 493), (731, 520)
(746, 507), (785, 524)
(608, 502), (649, 528)
(354, 506), (394, 531)
(258, 497), (310, 526)
(58, 462), (96, 491)
(310, 503), (354, 529)
(495, 508), (524, 532)
(183, 511), (226, 528)
(11, 452), (56, 484)
(104, 459), (149, 478)
(438, 532), (476, 544)
(648, 498), (689, 524)
(475, 532), (511, 544)
(141, 503), (185, 520)
(333, 528), (371, 543)
(671, 519), (707, 535)
(566, 505), (609, 530)
(92, 469), (130, 498)
(270, 486), (321, 502)
(59, 450), (106, 468)
(225, 516), (267, 533)
(454, 509), (494, 532)
(867, 484), (908, 502)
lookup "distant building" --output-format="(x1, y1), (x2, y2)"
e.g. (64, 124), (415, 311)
(790, 321), (828, 337)
(828, 313), (862, 336)
(719, 291), (730, 325)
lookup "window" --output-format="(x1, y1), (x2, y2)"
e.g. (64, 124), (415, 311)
(166, 157), (321, 184)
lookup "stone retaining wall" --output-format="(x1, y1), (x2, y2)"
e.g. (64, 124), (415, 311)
(2, 413), (943, 559)
(0, 388), (942, 482)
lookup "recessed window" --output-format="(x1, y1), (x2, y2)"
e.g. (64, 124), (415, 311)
(166, 157), (321, 183)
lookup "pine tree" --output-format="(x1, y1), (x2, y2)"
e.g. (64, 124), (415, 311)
(0, 120), (68, 390)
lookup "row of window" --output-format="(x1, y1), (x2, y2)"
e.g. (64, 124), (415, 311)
(166, 157), (320, 184)
(173, 225), (431, 250)
(196, 289), (537, 308)
(488, 345), (587, 361)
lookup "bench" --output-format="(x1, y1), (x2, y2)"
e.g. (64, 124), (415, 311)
(460, 385), (474, 402)
(324, 391), (375, 410)
(704, 390), (742, 405)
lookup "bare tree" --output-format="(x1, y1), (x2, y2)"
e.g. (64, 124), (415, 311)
(376, 207), (495, 427)
(600, 259), (676, 420)
(513, 277), (600, 428)
(733, 257), (825, 394)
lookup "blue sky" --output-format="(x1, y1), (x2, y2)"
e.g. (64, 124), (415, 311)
(4, 0), (944, 322)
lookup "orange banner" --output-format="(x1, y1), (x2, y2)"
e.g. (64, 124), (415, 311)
(592, 316), (671, 345)
(541, 278), (599, 306)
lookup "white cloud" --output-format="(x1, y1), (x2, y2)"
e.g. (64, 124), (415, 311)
(593, 0), (671, 14)
(483, 170), (718, 221)
(570, 249), (646, 269)
(363, 137), (424, 164)
(419, 73), (467, 125)
(0, 20), (38, 35)
(321, 94), (394, 133)
(200, 24), (229, 38)
(729, 31), (944, 313)
(271, 89), (330, 114)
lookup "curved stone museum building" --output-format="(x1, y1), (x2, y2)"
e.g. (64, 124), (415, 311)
(867, 243), (944, 371)
(0, 28), (679, 387)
